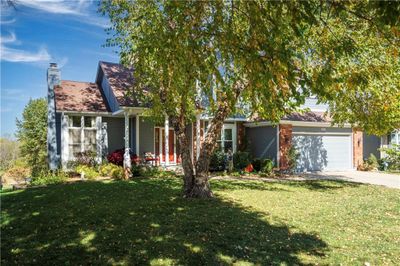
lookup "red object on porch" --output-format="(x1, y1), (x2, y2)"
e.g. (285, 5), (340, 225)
(245, 164), (254, 173)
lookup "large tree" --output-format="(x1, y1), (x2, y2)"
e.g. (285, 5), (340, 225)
(102, 0), (399, 198)
(16, 98), (48, 176)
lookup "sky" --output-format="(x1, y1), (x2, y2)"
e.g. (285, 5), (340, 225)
(0, 0), (119, 138)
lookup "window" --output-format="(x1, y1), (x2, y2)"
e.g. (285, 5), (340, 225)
(390, 130), (400, 146)
(216, 124), (235, 153)
(68, 116), (97, 158)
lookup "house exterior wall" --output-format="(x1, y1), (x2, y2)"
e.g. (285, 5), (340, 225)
(55, 112), (61, 156)
(138, 118), (154, 156)
(353, 129), (363, 168)
(102, 117), (125, 154)
(246, 126), (278, 163)
(237, 122), (246, 151)
(279, 124), (293, 170)
(363, 133), (381, 159)
(292, 126), (352, 134)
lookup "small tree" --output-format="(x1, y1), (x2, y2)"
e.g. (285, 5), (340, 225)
(16, 98), (48, 176)
(0, 137), (20, 172)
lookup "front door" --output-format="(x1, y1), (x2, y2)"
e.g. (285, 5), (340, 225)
(155, 128), (176, 163)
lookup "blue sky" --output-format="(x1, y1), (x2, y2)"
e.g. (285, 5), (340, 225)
(1, 0), (118, 138)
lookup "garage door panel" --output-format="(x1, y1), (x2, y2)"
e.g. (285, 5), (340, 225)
(293, 134), (352, 172)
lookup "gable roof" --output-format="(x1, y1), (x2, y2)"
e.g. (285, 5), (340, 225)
(54, 80), (109, 112)
(282, 111), (331, 122)
(99, 61), (148, 107)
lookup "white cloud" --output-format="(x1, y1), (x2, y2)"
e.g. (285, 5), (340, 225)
(16, 0), (86, 15)
(0, 18), (16, 25)
(15, 0), (110, 28)
(1, 45), (51, 62)
(1, 31), (51, 63)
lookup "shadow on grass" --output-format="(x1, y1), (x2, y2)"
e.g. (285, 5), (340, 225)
(212, 176), (362, 192)
(1, 179), (327, 265)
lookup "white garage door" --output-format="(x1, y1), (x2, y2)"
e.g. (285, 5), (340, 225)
(293, 134), (352, 172)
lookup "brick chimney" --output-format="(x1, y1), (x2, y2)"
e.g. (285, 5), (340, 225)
(47, 63), (61, 170)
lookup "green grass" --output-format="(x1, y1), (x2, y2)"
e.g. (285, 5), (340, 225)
(1, 178), (399, 265)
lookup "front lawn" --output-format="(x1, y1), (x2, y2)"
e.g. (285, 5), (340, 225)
(1, 178), (399, 265)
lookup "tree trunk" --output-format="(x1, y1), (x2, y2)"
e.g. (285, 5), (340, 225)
(171, 116), (194, 195)
(189, 101), (231, 198)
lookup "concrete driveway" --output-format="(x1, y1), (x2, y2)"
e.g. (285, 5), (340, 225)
(299, 171), (400, 189)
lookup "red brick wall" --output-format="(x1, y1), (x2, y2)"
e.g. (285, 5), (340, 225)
(353, 129), (363, 168)
(236, 122), (246, 151)
(279, 124), (293, 170)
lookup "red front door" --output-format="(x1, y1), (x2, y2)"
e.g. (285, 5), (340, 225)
(155, 128), (175, 163)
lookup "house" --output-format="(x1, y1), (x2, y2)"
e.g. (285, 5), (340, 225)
(47, 61), (368, 172)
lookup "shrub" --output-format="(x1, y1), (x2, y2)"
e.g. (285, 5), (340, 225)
(287, 146), (300, 173)
(380, 145), (400, 171)
(366, 154), (379, 169)
(261, 159), (274, 176)
(75, 151), (97, 167)
(209, 150), (226, 172)
(131, 164), (143, 177)
(99, 163), (124, 179)
(111, 166), (124, 179)
(107, 149), (138, 166)
(2, 159), (31, 184)
(76, 165), (99, 180)
(233, 152), (251, 170)
(359, 153), (379, 171)
(31, 171), (68, 186)
(252, 158), (263, 172)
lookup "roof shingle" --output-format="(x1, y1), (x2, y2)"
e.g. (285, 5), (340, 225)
(54, 80), (109, 112)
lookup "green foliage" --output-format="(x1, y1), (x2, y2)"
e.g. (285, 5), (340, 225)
(131, 164), (142, 177)
(380, 145), (400, 171)
(75, 165), (99, 180)
(261, 159), (275, 176)
(366, 154), (379, 169)
(233, 152), (251, 171)
(16, 98), (48, 176)
(99, 163), (124, 179)
(0, 137), (20, 172)
(251, 158), (263, 172)
(102, 1), (399, 136)
(30, 171), (68, 186)
(209, 151), (226, 172)
(288, 146), (300, 172)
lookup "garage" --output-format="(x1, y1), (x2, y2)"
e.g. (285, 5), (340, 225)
(292, 127), (353, 172)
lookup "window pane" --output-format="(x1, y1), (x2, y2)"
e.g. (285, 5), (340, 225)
(84, 117), (94, 128)
(224, 129), (232, 141)
(69, 129), (81, 144)
(70, 116), (81, 127)
(69, 144), (81, 157)
(84, 129), (96, 144)
(224, 141), (233, 153)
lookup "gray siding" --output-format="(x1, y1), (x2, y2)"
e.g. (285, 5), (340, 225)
(246, 126), (278, 162)
(363, 133), (381, 159)
(55, 113), (61, 156)
(293, 126), (352, 134)
(101, 75), (119, 112)
(139, 118), (154, 156)
(103, 117), (125, 153)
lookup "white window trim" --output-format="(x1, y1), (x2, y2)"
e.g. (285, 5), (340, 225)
(216, 123), (237, 153)
(67, 115), (98, 159)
